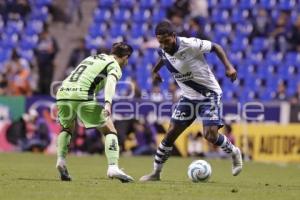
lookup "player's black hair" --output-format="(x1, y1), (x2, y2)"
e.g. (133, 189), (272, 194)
(155, 20), (176, 36)
(111, 42), (133, 58)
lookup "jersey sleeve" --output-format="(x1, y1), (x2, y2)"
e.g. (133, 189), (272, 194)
(104, 74), (117, 103)
(107, 64), (122, 81)
(157, 49), (163, 57)
(187, 37), (212, 53)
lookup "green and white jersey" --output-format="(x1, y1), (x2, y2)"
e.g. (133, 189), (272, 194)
(56, 54), (122, 101)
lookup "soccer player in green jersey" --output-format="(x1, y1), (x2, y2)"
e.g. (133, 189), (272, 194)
(55, 42), (134, 182)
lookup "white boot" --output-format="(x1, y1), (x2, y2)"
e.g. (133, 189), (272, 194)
(107, 165), (134, 183)
(56, 158), (71, 181)
(232, 147), (243, 176)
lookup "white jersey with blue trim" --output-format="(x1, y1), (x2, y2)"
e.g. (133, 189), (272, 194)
(158, 36), (222, 100)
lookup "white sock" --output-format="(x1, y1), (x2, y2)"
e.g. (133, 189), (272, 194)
(56, 156), (66, 166)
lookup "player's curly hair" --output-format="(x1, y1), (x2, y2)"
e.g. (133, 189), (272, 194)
(111, 42), (133, 58)
(155, 20), (176, 36)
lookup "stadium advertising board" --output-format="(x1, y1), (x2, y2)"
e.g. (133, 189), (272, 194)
(233, 124), (300, 162)
(290, 105), (300, 123)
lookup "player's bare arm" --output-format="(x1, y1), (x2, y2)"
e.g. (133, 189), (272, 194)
(211, 43), (237, 82)
(152, 58), (164, 83)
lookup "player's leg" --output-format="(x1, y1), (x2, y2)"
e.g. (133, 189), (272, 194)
(140, 97), (196, 181)
(201, 94), (242, 176)
(77, 101), (133, 182)
(203, 125), (242, 175)
(96, 118), (134, 183)
(139, 121), (192, 182)
(56, 101), (77, 181)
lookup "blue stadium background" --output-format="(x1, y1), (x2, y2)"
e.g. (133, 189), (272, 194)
(0, 0), (299, 102)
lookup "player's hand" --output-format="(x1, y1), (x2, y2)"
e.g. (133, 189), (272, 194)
(226, 66), (237, 82)
(104, 102), (111, 118)
(152, 73), (163, 83)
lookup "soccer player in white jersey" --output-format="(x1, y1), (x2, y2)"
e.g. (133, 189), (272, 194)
(140, 21), (242, 181)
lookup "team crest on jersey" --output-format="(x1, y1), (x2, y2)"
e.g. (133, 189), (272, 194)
(179, 52), (186, 59)
(169, 57), (177, 64)
(199, 40), (204, 49)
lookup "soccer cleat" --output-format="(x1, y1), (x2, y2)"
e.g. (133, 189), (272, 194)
(232, 147), (243, 176)
(56, 164), (72, 181)
(139, 171), (161, 182)
(107, 165), (134, 183)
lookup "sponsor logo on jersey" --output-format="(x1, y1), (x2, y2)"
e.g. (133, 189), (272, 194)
(59, 87), (84, 92)
(173, 72), (193, 82)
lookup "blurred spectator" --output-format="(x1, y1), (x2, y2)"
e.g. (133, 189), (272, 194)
(115, 119), (135, 150)
(65, 38), (90, 76)
(24, 111), (51, 152)
(67, 0), (82, 25)
(270, 11), (291, 52)
(5, 109), (49, 152)
(169, 13), (189, 37)
(126, 78), (142, 99)
(167, 0), (190, 19)
(206, 140), (221, 158)
(70, 124), (87, 154)
(48, 2), (69, 24)
(288, 15), (300, 52)
(6, 111), (30, 149)
(187, 17), (209, 40)
(4, 49), (32, 96)
(69, 124), (104, 155)
(189, 0), (208, 18)
(131, 120), (156, 155)
(274, 81), (288, 101)
(249, 8), (271, 41)
(167, 81), (182, 102)
(84, 129), (104, 154)
(290, 82), (300, 105)
(35, 24), (59, 94)
(9, 0), (31, 20)
(150, 84), (164, 102)
(0, 1), (6, 21)
(0, 73), (8, 95)
(187, 131), (204, 157)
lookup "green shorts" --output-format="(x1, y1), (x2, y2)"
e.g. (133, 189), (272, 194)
(56, 100), (107, 129)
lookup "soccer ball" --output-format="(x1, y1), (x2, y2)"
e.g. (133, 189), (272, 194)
(187, 160), (212, 182)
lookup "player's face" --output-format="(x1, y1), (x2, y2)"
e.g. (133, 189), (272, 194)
(156, 34), (176, 54)
(120, 55), (129, 67)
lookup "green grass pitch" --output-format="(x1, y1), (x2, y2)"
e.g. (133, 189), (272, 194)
(0, 153), (299, 200)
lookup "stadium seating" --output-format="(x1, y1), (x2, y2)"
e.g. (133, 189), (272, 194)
(1, 0), (300, 102)
(87, 0), (300, 102)
(0, 0), (51, 64)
